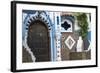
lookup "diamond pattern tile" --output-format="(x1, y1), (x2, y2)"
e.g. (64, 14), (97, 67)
(65, 36), (75, 50)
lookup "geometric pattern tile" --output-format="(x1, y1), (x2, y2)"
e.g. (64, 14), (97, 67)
(65, 35), (76, 50)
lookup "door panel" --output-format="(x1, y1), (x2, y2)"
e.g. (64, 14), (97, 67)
(27, 20), (50, 62)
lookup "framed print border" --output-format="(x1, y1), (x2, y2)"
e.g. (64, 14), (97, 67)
(11, 1), (98, 72)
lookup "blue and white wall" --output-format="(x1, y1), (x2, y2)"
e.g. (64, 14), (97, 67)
(22, 10), (62, 61)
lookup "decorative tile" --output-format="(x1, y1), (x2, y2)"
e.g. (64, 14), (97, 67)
(61, 14), (75, 32)
(65, 35), (76, 50)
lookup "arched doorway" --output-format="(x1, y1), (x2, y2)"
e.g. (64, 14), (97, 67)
(27, 20), (50, 62)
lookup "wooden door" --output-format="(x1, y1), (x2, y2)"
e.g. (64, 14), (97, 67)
(27, 20), (50, 62)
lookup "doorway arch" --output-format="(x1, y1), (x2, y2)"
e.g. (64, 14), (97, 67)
(27, 20), (51, 62)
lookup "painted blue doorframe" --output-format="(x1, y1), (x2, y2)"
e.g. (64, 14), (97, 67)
(22, 11), (56, 61)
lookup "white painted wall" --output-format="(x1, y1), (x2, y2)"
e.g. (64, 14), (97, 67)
(0, 0), (100, 73)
